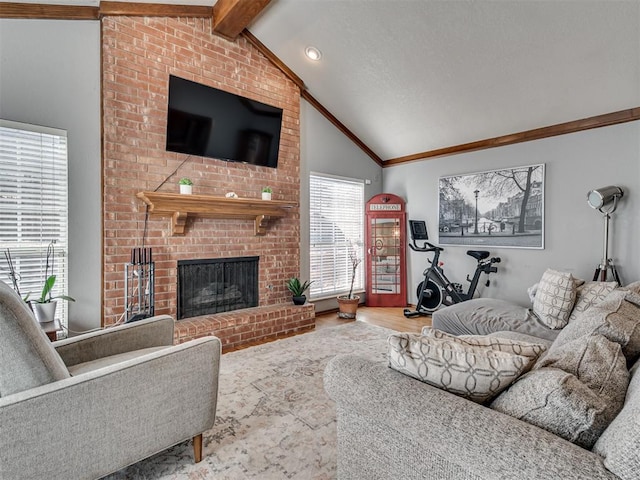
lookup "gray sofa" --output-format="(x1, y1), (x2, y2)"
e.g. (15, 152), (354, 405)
(431, 297), (562, 342)
(324, 288), (640, 479)
(0, 280), (221, 479)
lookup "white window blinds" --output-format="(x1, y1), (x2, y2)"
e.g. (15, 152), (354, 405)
(0, 119), (70, 325)
(309, 173), (364, 298)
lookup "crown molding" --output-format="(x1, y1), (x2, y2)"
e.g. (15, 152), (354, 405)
(384, 107), (640, 167)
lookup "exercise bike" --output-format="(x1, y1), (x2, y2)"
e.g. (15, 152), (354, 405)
(403, 220), (501, 317)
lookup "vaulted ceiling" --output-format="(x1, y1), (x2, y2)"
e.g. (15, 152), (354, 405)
(4, 0), (640, 165)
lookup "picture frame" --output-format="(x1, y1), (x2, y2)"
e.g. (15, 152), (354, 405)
(438, 163), (545, 249)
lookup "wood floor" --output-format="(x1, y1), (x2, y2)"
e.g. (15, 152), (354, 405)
(316, 305), (432, 333)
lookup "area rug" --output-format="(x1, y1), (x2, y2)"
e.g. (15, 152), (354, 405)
(104, 321), (393, 479)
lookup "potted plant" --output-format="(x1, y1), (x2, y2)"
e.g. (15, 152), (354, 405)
(5, 241), (75, 323)
(337, 244), (362, 318)
(261, 186), (273, 200)
(179, 177), (193, 194)
(28, 274), (75, 323)
(286, 277), (313, 305)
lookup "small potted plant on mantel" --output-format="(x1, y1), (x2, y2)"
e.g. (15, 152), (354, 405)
(179, 177), (193, 194)
(286, 277), (313, 305)
(261, 186), (273, 200)
(337, 244), (362, 318)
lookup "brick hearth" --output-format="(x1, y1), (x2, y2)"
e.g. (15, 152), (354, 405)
(175, 304), (315, 351)
(101, 16), (313, 346)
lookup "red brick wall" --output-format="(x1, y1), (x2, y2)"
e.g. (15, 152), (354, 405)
(102, 17), (301, 326)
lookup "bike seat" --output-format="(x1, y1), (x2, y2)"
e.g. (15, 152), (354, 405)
(467, 250), (490, 261)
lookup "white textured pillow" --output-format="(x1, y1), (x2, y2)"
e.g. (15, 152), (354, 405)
(568, 281), (618, 322)
(387, 333), (532, 403)
(492, 334), (628, 448)
(550, 289), (640, 361)
(421, 327), (547, 364)
(533, 269), (578, 329)
(491, 368), (608, 447)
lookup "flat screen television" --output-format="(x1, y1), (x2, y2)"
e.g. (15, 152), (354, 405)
(166, 75), (283, 168)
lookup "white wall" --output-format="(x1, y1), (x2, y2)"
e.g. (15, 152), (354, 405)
(300, 100), (383, 311)
(0, 19), (102, 332)
(384, 121), (640, 307)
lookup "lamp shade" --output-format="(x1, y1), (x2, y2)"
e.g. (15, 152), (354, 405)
(587, 186), (623, 210)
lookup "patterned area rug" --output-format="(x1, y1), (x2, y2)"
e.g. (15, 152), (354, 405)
(105, 321), (392, 479)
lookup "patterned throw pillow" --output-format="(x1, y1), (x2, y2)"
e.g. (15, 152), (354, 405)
(421, 327), (547, 364)
(568, 281), (618, 322)
(492, 334), (629, 448)
(387, 333), (533, 403)
(532, 269), (578, 329)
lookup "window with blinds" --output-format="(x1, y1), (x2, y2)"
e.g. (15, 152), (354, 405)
(309, 173), (364, 299)
(0, 119), (71, 327)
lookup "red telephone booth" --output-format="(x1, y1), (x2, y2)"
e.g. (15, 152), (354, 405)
(365, 194), (407, 307)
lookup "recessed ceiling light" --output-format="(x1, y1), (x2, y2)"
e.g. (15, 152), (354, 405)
(305, 46), (322, 61)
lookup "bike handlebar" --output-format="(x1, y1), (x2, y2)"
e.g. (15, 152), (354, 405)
(409, 241), (443, 253)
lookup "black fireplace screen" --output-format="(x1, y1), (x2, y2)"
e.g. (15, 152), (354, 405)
(177, 256), (259, 319)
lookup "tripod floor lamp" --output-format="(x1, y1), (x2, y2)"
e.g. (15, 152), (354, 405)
(587, 185), (624, 284)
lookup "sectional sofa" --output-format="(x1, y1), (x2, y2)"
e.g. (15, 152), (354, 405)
(324, 272), (640, 479)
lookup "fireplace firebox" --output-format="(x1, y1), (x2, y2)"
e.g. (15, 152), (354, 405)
(177, 256), (259, 320)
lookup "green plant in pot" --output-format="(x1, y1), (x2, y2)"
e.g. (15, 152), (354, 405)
(19, 241), (76, 323)
(261, 186), (273, 200)
(286, 277), (313, 305)
(179, 177), (193, 194)
(27, 275), (75, 323)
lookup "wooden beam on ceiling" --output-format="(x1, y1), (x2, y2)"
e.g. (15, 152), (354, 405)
(384, 107), (640, 167)
(301, 90), (384, 167)
(241, 30), (383, 167)
(99, 1), (211, 18)
(213, 0), (272, 40)
(242, 30), (304, 90)
(0, 2), (98, 19)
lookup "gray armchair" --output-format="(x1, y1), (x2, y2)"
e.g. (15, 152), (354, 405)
(0, 280), (221, 479)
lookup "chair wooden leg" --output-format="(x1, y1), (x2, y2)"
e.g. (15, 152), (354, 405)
(193, 434), (203, 463)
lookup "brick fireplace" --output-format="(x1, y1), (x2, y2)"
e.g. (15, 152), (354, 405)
(102, 16), (314, 349)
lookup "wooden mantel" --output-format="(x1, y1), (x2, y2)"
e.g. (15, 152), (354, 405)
(137, 191), (297, 236)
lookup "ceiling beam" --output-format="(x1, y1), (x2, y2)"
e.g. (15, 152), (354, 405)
(99, 2), (211, 18)
(0, 2), (98, 19)
(301, 90), (384, 167)
(384, 107), (640, 167)
(213, 0), (272, 40)
(241, 30), (384, 167)
(242, 30), (304, 90)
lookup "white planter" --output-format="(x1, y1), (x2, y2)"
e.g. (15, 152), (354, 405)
(262, 192), (272, 201)
(180, 184), (193, 195)
(32, 301), (57, 323)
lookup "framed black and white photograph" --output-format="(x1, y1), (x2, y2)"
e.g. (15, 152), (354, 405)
(439, 164), (545, 249)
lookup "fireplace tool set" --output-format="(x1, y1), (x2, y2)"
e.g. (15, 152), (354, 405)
(125, 247), (155, 323)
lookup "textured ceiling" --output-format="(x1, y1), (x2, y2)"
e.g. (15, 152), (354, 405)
(249, 0), (640, 161)
(8, 0), (640, 161)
